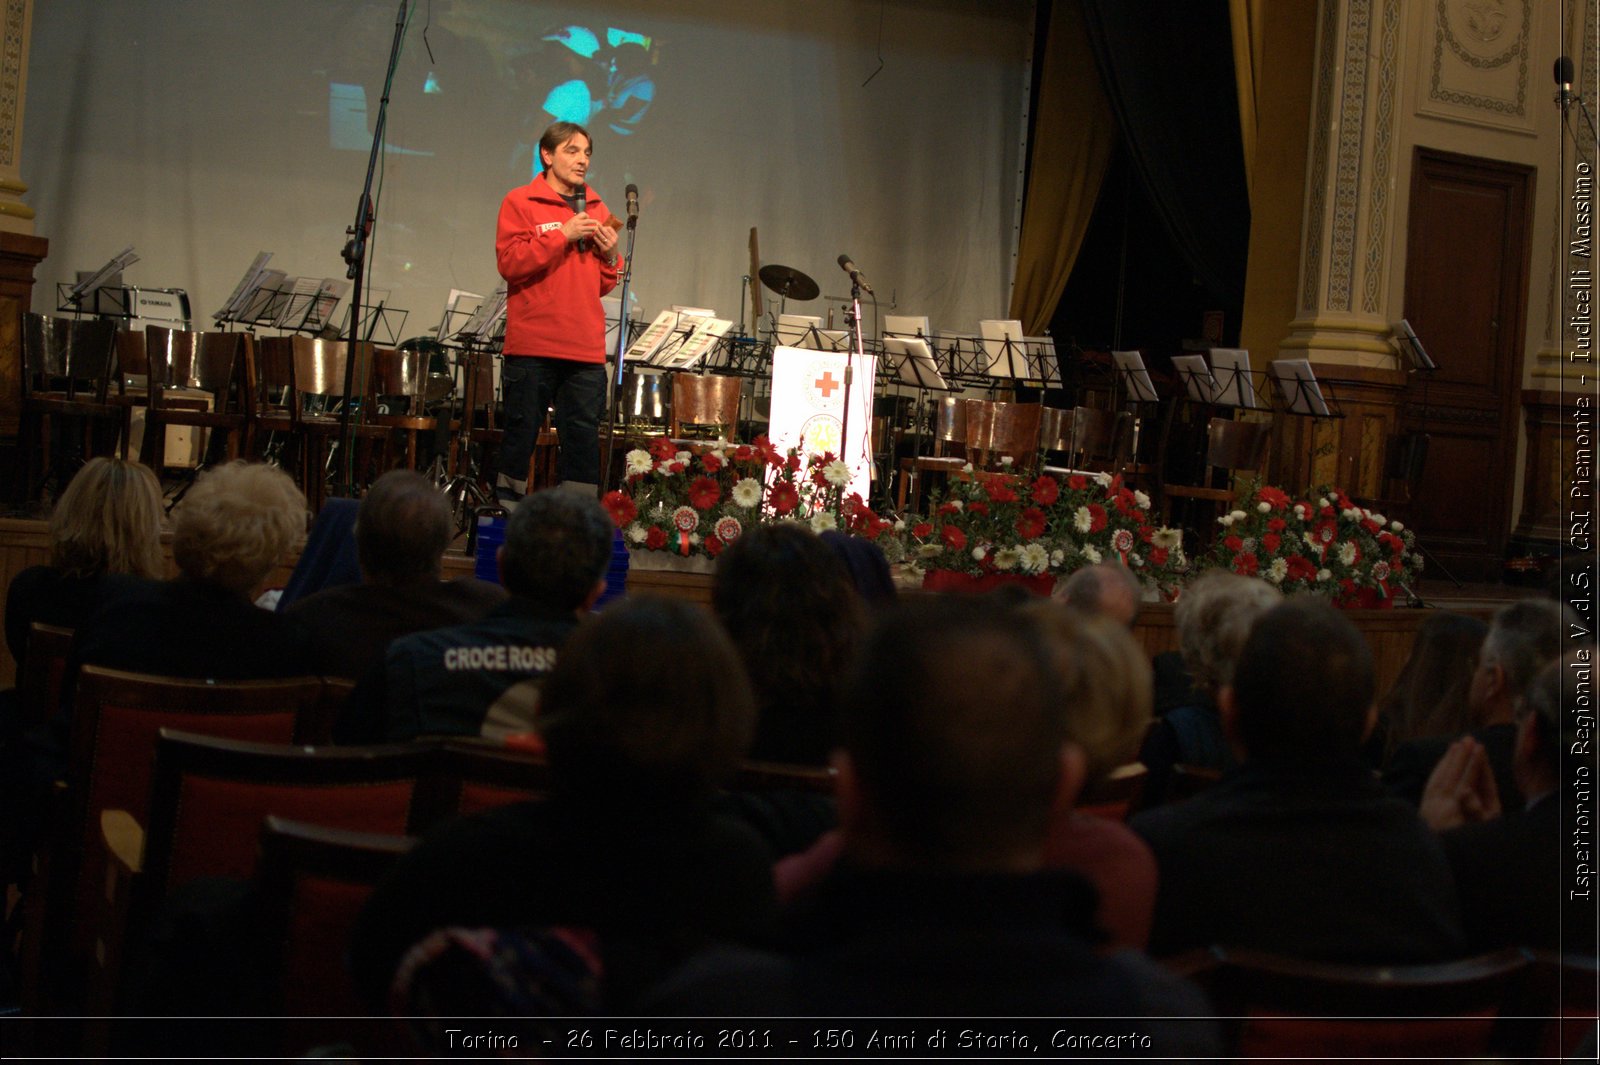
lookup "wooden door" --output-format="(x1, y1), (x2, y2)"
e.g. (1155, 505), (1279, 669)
(1400, 149), (1533, 583)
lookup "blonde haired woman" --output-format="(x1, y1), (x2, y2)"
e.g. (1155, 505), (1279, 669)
(71, 461), (315, 680)
(5, 457), (164, 681)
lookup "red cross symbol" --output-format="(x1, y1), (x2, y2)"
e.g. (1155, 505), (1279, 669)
(815, 371), (839, 398)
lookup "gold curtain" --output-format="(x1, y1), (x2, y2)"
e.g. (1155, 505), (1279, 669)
(1008, 0), (1117, 336)
(1229, 0), (1267, 201)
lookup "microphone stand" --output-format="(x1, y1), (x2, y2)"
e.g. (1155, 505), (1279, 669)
(842, 278), (865, 485)
(334, 0), (408, 498)
(599, 217), (640, 497)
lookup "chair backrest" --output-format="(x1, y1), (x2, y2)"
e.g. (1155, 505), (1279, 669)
(732, 759), (837, 795)
(254, 335), (298, 416)
(932, 395), (968, 456)
(963, 399), (1041, 468)
(412, 739), (553, 831)
(22, 313), (119, 401)
(1205, 416), (1271, 474)
(670, 372), (741, 439)
(1178, 945), (1533, 1059)
(141, 731), (431, 901)
(254, 816), (415, 1021)
(369, 345), (429, 413)
(20, 622), (75, 729)
(114, 329), (149, 386)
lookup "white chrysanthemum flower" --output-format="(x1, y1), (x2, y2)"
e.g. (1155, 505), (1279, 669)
(1293, 504), (1307, 519)
(1316, 568), (1332, 582)
(1230, 509), (1247, 522)
(1337, 542), (1357, 567)
(1074, 506), (1093, 533)
(1093, 472), (1113, 487)
(962, 462), (975, 473)
(1129, 552), (1143, 566)
(1133, 490), (1151, 510)
(1390, 520), (1405, 532)
(893, 519), (906, 532)
(1153, 527), (1183, 549)
(1082, 544), (1103, 564)
(708, 449), (728, 466)
(689, 533), (702, 545)
(972, 546), (987, 562)
(624, 450), (653, 477)
(625, 523), (648, 544)
(1019, 543), (1050, 574)
(1267, 558), (1288, 584)
(810, 511), (838, 533)
(674, 450), (694, 466)
(1302, 531), (1319, 549)
(1050, 549), (1065, 566)
(731, 477), (763, 509)
(822, 459), (851, 487)
(993, 547), (1020, 570)
(917, 543), (944, 559)
(1341, 507), (1361, 521)
(1318, 496), (1330, 508)
(1217, 513), (1234, 527)
(1370, 512), (1386, 526)
(1000, 455), (1014, 467)
(948, 499), (964, 511)
(1257, 501), (1271, 513)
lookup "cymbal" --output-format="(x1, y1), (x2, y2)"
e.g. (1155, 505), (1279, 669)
(758, 263), (820, 302)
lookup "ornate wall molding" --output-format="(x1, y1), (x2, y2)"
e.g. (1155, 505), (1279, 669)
(1327, 0), (1372, 312)
(1361, 0), (1401, 315)
(1300, 0), (1343, 314)
(0, 0), (26, 169)
(1422, 0), (1533, 131)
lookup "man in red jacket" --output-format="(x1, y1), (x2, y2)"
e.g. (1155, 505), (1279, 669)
(494, 121), (621, 502)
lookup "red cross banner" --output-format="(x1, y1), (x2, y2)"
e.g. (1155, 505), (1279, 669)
(767, 345), (877, 500)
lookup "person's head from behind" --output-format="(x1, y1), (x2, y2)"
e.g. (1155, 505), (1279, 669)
(1224, 599), (1375, 764)
(1055, 561), (1142, 629)
(1471, 599), (1567, 724)
(357, 470), (453, 585)
(1513, 651), (1587, 797)
(712, 522), (864, 757)
(498, 489), (612, 612)
(1176, 571), (1283, 699)
(1022, 600), (1153, 787)
(537, 597), (755, 801)
(171, 461), (306, 597)
(1380, 611), (1488, 750)
(836, 596), (1080, 872)
(49, 457), (165, 580)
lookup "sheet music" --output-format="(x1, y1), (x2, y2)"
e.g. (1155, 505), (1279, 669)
(435, 288), (484, 342)
(817, 328), (852, 353)
(883, 336), (949, 390)
(1270, 358), (1331, 416)
(1171, 354), (1219, 404)
(883, 314), (931, 339)
(457, 283), (507, 339)
(239, 269), (288, 324)
(1111, 350), (1160, 403)
(1210, 348), (1256, 409)
(1023, 336), (1060, 387)
(69, 246), (140, 300)
(213, 252), (273, 321)
(1393, 319), (1437, 371)
(658, 317), (733, 369)
(776, 313), (823, 349)
(978, 319), (1026, 377)
(624, 309), (687, 364)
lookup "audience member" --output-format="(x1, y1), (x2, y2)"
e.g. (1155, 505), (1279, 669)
(818, 529), (897, 606)
(651, 596), (1214, 1037)
(353, 596), (776, 1013)
(1375, 611), (1488, 760)
(286, 471), (505, 678)
(4, 457), (165, 689)
(271, 497), (361, 611)
(71, 461), (314, 680)
(1138, 572), (1280, 805)
(1421, 653), (1591, 951)
(333, 488), (611, 743)
(1131, 599), (1465, 962)
(1053, 560), (1142, 628)
(712, 523), (864, 766)
(1385, 599), (1567, 806)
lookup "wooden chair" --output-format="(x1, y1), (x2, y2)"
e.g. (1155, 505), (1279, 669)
(1171, 945), (1537, 1059)
(897, 396), (970, 513)
(1078, 762), (1148, 822)
(448, 346), (504, 499)
(1517, 949), (1600, 1059)
(732, 759), (837, 795)
(93, 730), (434, 1013)
(962, 398), (1041, 470)
(286, 336), (391, 513)
(1041, 405), (1133, 477)
(367, 343), (436, 471)
(412, 738), (553, 831)
(140, 326), (254, 476)
(1159, 416), (1272, 549)
(19, 621), (74, 728)
(669, 372), (742, 441)
(22, 666), (330, 1011)
(253, 816), (415, 1051)
(18, 313), (122, 499)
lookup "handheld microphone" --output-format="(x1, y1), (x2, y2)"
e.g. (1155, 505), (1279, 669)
(837, 253), (874, 294)
(574, 185), (588, 251)
(1556, 55), (1575, 106)
(625, 183), (639, 229)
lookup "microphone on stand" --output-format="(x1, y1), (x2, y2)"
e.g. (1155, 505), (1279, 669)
(1556, 55), (1575, 108)
(837, 253), (874, 294)
(625, 183), (639, 229)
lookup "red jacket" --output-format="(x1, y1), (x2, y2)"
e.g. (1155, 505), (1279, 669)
(495, 173), (621, 363)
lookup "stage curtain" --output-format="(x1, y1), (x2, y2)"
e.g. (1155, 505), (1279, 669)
(1008, 0), (1116, 336)
(1078, 0), (1250, 308)
(1229, 0), (1266, 201)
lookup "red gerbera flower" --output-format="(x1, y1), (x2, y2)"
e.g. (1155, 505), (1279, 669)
(644, 526), (667, 550)
(984, 476), (1018, 504)
(768, 481), (800, 515)
(1224, 535), (1244, 553)
(1030, 475), (1059, 506)
(688, 476), (721, 510)
(705, 535), (725, 557)
(1234, 552), (1259, 576)
(912, 522), (932, 539)
(1068, 475), (1088, 491)
(648, 436), (677, 461)
(1016, 507), (1046, 540)
(941, 525), (967, 552)
(600, 490), (637, 528)
(1086, 504), (1108, 534)
(701, 452), (724, 474)
(1262, 533), (1281, 554)
(1257, 486), (1291, 510)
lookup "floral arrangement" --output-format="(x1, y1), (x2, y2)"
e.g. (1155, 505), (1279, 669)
(897, 464), (1187, 592)
(602, 435), (897, 560)
(1209, 483), (1422, 605)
